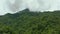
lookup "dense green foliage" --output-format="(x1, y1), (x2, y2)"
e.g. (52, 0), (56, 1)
(0, 9), (60, 34)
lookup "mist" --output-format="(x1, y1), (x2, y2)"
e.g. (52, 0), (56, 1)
(0, 0), (60, 15)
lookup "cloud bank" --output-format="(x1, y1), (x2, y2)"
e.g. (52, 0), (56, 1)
(0, 0), (60, 15)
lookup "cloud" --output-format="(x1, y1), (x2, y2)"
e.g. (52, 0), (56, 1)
(0, 0), (60, 15)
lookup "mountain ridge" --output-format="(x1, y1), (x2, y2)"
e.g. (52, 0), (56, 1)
(0, 9), (60, 34)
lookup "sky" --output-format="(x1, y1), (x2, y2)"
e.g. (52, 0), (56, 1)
(0, 0), (60, 15)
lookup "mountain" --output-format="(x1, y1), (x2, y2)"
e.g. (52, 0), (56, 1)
(0, 9), (60, 34)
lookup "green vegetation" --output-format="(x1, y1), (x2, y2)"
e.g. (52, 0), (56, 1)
(0, 9), (60, 34)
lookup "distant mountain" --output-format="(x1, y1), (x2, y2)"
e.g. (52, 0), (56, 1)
(0, 9), (60, 34)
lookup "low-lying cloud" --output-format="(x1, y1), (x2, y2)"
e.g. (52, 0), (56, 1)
(0, 0), (60, 15)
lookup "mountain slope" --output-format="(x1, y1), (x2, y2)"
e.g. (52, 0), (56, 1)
(0, 9), (60, 34)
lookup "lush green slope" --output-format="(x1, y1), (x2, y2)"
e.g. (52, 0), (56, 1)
(0, 9), (60, 34)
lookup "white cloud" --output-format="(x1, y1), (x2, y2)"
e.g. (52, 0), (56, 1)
(0, 0), (60, 15)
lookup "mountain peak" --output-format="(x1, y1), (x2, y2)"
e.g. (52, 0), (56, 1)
(22, 8), (30, 11)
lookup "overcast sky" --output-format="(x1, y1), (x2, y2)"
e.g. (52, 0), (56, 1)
(0, 0), (60, 15)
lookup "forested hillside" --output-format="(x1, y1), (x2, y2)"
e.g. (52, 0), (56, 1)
(0, 9), (60, 34)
